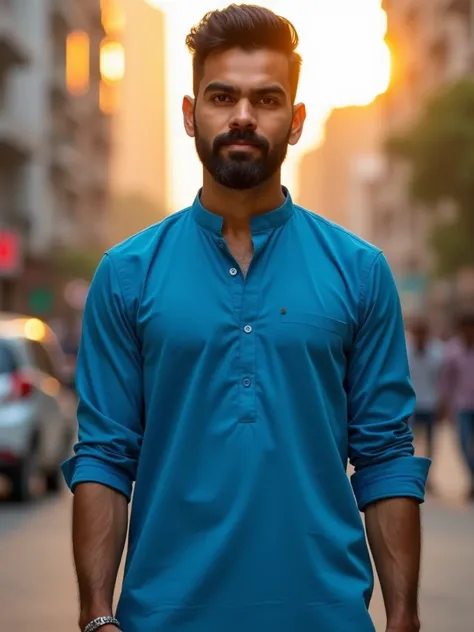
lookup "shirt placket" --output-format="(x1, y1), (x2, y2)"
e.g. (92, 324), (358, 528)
(217, 233), (268, 424)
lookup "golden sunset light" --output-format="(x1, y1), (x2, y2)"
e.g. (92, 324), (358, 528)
(4, 3), (474, 626)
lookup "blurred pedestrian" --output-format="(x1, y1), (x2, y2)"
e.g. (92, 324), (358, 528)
(62, 6), (429, 632)
(406, 316), (444, 484)
(440, 312), (474, 502)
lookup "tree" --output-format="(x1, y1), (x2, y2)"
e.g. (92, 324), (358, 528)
(53, 248), (103, 282)
(385, 79), (474, 275)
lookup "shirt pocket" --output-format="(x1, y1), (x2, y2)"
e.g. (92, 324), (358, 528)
(280, 311), (349, 338)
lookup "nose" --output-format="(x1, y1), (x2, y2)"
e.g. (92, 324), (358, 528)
(228, 100), (257, 131)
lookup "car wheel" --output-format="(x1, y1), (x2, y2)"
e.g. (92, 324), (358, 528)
(9, 457), (36, 502)
(45, 466), (63, 493)
(45, 429), (72, 494)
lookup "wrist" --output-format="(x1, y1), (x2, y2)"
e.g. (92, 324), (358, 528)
(79, 605), (114, 631)
(80, 616), (121, 632)
(386, 613), (420, 632)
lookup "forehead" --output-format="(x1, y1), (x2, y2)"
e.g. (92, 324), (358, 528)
(200, 48), (292, 95)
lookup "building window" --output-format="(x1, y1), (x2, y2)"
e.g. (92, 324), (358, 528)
(66, 31), (90, 95)
(101, 0), (126, 34)
(99, 79), (119, 115)
(430, 33), (449, 75)
(404, 6), (420, 34)
(100, 39), (125, 83)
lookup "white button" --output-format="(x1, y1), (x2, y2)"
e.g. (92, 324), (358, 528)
(229, 267), (238, 276)
(244, 325), (252, 334)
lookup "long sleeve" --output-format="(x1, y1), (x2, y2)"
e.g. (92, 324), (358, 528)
(347, 253), (431, 512)
(61, 253), (144, 501)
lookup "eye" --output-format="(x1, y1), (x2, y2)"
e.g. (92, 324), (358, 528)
(259, 96), (278, 106)
(212, 94), (234, 104)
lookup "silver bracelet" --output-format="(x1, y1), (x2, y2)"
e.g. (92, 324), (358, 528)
(83, 616), (121, 632)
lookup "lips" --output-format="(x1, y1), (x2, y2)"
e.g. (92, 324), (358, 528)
(227, 140), (256, 146)
(224, 141), (259, 149)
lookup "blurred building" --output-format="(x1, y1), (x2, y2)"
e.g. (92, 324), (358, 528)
(367, 0), (472, 285)
(296, 100), (383, 232)
(0, 0), (111, 312)
(105, 0), (167, 247)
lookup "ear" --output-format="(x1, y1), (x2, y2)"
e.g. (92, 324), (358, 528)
(288, 102), (306, 146)
(182, 95), (196, 138)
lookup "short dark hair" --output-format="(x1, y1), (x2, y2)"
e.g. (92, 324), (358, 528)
(185, 4), (302, 102)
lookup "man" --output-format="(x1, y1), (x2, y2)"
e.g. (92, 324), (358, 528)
(63, 5), (430, 632)
(440, 312), (474, 502)
(406, 315), (444, 478)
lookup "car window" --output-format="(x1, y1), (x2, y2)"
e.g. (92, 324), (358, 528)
(28, 341), (58, 378)
(0, 340), (18, 374)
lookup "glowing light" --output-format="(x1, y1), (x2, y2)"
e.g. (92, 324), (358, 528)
(101, 0), (126, 33)
(66, 31), (90, 95)
(100, 39), (125, 83)
(100, 79), (119, 114)
(24, 319), (46, 342)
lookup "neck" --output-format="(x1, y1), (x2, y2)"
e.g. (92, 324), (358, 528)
(199, 170), (286, 232)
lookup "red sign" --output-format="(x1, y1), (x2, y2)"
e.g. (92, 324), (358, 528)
(0, 231), (22, 277)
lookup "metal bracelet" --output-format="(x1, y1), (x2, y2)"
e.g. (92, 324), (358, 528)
(83, 615), (121, 632)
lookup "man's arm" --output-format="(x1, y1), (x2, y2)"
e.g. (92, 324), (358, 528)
(61, 254), (144, 630)
(365, 498), (421, 631)
(346, 253), (430, 631)
(74, 484), (128, 630)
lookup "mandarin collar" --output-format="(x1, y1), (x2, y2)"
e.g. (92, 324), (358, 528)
(191, 187), (294, 235)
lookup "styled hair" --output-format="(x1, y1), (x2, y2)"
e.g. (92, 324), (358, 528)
(185, 4), (302, 101)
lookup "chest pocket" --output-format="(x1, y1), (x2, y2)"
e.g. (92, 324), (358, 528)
(280, 311), (348, 338)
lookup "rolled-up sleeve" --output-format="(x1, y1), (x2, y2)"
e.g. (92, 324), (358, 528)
(61, 253), (143, 501)
(347, 252), (431, 511)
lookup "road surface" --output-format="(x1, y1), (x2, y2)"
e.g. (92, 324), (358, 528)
(0, 424), (473, 631)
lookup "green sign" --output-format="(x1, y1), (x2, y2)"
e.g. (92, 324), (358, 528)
(28, 288), (53, 314)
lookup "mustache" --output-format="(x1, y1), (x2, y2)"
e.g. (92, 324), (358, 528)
(212, 129), (270, 153)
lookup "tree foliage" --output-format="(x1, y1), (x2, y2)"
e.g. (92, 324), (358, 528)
(386, 80), (474, 274)
(53, 248), (103, 282)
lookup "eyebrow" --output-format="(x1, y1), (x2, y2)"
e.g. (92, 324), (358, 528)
(203, 81), (287, 98)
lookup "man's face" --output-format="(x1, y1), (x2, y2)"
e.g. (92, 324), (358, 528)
(183, 48), (305, 190)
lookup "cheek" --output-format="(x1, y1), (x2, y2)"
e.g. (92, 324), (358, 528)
(261, 117), (293, 146)
(196, 105), (228, 135)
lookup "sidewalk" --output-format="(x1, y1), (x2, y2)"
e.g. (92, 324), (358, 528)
(417, 420), (470, 501)
(369, 421), (473, 631)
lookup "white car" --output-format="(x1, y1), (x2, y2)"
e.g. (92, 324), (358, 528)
(0, 313), (77, 501)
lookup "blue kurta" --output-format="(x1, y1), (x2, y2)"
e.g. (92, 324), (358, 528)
(63, 189), (430, 632)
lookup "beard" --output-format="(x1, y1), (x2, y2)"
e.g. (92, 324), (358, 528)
(193, 115), (292, 190)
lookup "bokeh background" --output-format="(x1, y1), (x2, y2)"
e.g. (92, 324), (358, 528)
(0, 2), (473, 631)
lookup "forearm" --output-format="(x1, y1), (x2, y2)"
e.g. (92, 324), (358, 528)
(365, 497), (421, 630)
(73, 483), (129, 630)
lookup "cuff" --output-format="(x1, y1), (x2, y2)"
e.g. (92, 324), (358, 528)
(61, 455), (133, 501)
(351, 455), (431, 512)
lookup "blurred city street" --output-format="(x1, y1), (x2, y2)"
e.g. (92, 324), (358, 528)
(1, 1), (474, 632)
(1, 423), (473, 632)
